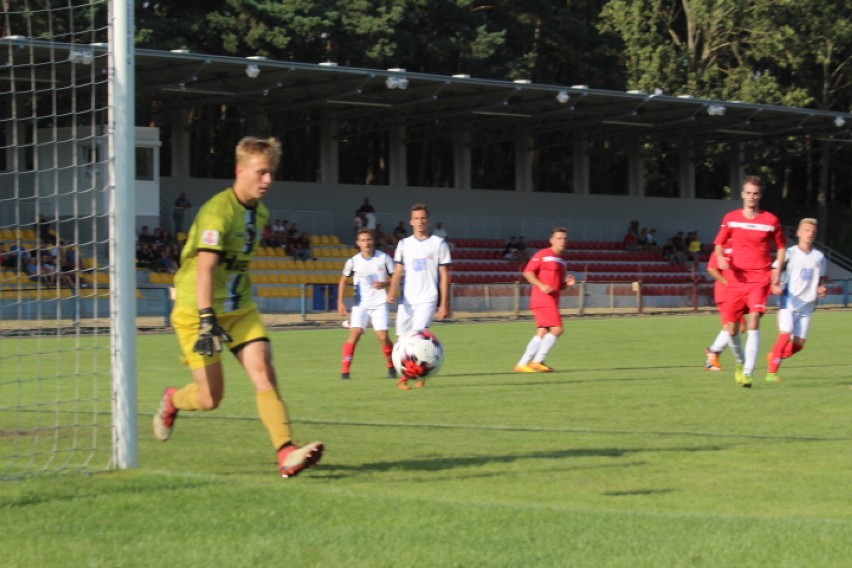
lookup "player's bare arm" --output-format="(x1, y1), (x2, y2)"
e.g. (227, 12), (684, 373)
(707, 267), (726, 284)
(524, 270), (552, 293)
(387, 263), (403, 303)
(337, 274), (349, 317)
(714, 244), (729, 270)
(437, 264), (451, 320)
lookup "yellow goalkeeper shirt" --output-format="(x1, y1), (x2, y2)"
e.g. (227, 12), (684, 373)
(173, 187), (268, 313)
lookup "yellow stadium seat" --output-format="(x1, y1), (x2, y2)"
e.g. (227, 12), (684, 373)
(0, 228), (14, 239)
(328, 235), (340, 245)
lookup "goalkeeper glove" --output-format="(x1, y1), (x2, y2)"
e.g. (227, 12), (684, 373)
(193, 308), (233, 357)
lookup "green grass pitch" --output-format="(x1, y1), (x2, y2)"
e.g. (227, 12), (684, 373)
(1, 311), (850, 567)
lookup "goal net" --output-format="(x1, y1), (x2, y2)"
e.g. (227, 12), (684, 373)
(0, 1), (136, 478)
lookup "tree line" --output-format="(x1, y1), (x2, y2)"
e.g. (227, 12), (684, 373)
(19, 0), (840, 253)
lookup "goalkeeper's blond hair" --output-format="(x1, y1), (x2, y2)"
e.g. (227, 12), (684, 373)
(236, 136), (281, 171)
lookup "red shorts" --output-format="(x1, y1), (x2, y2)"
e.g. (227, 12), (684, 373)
(719, 281), (770, 323)
(532, 305), (562, 328)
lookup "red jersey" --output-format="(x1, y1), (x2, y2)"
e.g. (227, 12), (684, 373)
(714, 209), (785, 277)
(524, 247), (567, 309)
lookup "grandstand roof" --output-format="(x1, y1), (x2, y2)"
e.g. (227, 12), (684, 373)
(4, 37), (852, 145)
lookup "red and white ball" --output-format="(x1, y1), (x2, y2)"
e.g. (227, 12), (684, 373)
(392, 330), (445, 379)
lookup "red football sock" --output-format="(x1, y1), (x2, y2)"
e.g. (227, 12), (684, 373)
(768, 333), (791, 373)
(790, 342), (803, 356)
(382, 343), (393, 367)
(342, 342), (356, 373)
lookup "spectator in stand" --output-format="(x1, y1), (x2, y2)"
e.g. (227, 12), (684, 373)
(172, 192), (192, 235)
(138, 226), (155, 246)
(286, 222), (299, 240)
(289, 232), (313, 261)
(637, 227), (649, 250)
(502, 237), (518, 260)
(671, 231), (688, 263)
(0, 242), (12, 269)
(137, 242), (156, 269)
(352, 210), (365, 242)
(357, 197), (377, 230)
(687, 231), (703, 263)
(57, 241), (76, 273)
(646, 228), (659, 251)
(157, 247), (179, 274)
(374, 223), (389, 250)
(35, 214), (55, 242)
(433, 221), (454, 250)
(153, 228), (166, 247)
(272, 219), (288, 246)
(261, 223), (277, 247)
(26, 255), (53, 284)
(661, 239), (678, 264)
(515, 236), (529, 262)
(391, 220), (407, 246)
(623, 227), (639, 252)
(8, 243), (29, 272)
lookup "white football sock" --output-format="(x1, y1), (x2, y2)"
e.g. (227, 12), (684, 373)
(745, 329), (760, 375)
(709, 330), (730, 354)
(518, 336), (542, 366)
(533, 333), (558, 363)
(728, 333), (744, 364)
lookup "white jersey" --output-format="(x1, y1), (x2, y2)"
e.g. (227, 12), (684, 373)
(779, 245), (825, 311)
(394, 234), (452, 305)
(342, 250), (395, 310)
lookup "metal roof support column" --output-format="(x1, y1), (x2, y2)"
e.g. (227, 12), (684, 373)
(169, 107), (191, 178)
(678, 137), (696, 199)
(319, 108), (339, 184)
(388, 119), (407, 187)
(729, 141), (745, 190)
(627, 137), (644, 197)
(453, 127), (471, 189)
(515, 124), (533, 192)
(572, 131), (590, 194)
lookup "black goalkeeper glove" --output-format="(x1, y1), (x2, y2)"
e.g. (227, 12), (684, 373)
(193, 308), (233, 357)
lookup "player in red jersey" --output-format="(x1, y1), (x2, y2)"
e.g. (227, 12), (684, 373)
(713, 175), (786, 387)
(514, 227), (576, 373)
(702, 242), (741, 371)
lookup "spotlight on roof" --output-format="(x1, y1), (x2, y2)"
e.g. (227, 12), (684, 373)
(556, 90), (570, 104)
(385, 76), (409, 90)
(834, 116), (846, 128)
(245, 64), (260, 78)
(707, 104), (726, 116)
(68, 46), (93, 65)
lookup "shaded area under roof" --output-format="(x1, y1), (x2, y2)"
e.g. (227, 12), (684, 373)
(3, 37), (852, 146)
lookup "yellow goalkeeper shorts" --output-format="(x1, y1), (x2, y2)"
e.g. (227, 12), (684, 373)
(172, 304), (268, 370)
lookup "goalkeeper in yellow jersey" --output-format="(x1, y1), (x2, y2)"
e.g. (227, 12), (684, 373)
(153, 136), (323, 478)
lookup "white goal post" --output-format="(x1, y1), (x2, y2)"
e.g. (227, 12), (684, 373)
(0, 1), (137, 477)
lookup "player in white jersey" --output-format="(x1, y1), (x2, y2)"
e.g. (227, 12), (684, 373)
(387, 203), (452, 390)
(337, 229), (397, 380)
(765, 218), (827, 382)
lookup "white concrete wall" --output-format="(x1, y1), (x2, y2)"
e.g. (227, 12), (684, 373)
(161, 177), (735, 244)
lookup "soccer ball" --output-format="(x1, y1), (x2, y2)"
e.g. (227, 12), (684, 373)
(392, 330), (445, 379)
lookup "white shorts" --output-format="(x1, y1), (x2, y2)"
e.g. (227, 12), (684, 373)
(776, 306), (815, 339)
(349, 304), (390, 331)
(395, 301), (437, 339)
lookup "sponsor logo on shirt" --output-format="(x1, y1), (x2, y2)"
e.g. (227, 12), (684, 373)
(728, 221), (774, 232)
(542, 256), (567, 265)
(202, 230), (220, 246)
